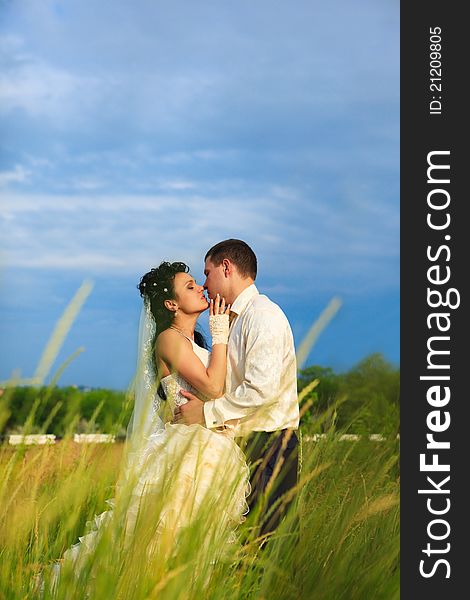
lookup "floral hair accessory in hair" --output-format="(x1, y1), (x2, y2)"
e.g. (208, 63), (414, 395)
(163, 287), (168, 292)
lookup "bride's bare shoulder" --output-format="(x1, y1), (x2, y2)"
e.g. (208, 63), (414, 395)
(156, 329), (194, 372)
(156, 328), (190, 354)
(156, 327), (178, 346)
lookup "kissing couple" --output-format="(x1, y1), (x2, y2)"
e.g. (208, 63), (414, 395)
(55, 239), (300, 580)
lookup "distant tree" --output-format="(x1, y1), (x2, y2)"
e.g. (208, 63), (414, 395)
(297, 365), (340, 430)
(3, 386), (131, 437)
(337, 353), (400, 434)
(298, 353), (399, 434)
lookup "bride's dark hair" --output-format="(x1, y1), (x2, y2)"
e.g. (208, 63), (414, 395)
(137, 262), (207, 397)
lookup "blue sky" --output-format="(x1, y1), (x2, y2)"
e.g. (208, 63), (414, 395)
(0, 0), (399, 389)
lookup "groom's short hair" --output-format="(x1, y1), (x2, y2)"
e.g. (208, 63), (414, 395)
(205, 239), (257, 280)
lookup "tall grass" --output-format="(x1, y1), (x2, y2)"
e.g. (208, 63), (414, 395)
(0, 287), (399, 599)
(0, 431), (399, 599)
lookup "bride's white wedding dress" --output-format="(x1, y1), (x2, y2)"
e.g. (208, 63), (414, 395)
(55, 338), (250, 577)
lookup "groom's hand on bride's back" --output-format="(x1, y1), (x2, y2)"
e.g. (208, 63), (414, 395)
(172, 390), (205, 425)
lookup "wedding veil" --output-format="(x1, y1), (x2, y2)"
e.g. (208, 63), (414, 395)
(127, 300), (164, 449)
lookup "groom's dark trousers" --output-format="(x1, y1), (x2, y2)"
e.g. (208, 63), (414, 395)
(242, 428), (299, 537)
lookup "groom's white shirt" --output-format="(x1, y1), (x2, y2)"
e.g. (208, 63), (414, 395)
(203, 284), (299, 436)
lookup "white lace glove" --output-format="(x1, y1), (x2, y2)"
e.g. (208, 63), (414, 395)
(209, 313), (230, 345)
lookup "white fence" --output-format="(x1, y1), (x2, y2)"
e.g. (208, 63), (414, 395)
(8, 434), (56, 445)
(73, 434), (115, 444)
(7, 433), (115, 445)
(7, 432), (397, 445)
(304, 433), (399, 442)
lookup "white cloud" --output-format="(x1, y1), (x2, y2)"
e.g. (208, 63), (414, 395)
(0, 165), (31, 187)
(160, 180), (196, 191)
(0, 0), (398, 142)
(0, 35), (114, 125)
(0, 187), (398, 295)
(0, 1), (399, 297)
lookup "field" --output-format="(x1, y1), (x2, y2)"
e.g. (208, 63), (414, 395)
(0, 430), (399, 599)
(0, 291), (399, 598)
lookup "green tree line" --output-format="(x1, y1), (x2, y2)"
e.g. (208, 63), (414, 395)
(298, 352), (400, 435)
(0, 386), (133, 439)
(1, 352), (399, 437)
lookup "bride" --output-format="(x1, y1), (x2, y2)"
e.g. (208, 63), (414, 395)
(52, 261), (250, 584)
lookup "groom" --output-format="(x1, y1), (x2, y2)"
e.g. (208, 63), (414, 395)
(176, 239), (300, 536)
